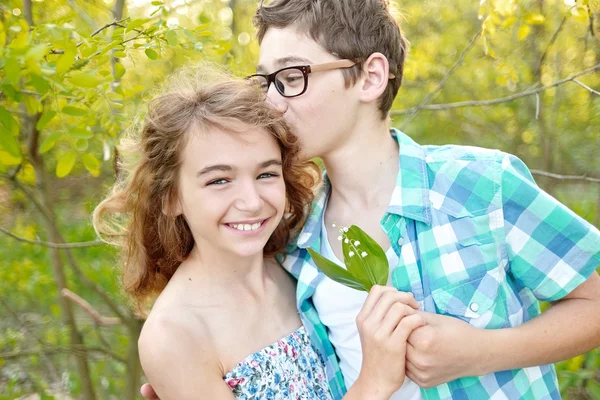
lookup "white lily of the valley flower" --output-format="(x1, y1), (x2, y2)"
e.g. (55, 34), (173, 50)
(354, 241), (360, 246)
(361, 251), (368, 257)
(349, 251), (355, 257)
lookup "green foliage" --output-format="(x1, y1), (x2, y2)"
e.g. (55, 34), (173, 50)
(308, 225), (390, 292)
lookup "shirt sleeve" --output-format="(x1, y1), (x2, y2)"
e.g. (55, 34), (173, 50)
(500, 152), (600, 302)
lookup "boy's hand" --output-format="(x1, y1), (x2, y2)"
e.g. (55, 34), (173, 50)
(406, 312), (486, 388)
(140, 383), (160, 400)
(353, 286), (425, 397)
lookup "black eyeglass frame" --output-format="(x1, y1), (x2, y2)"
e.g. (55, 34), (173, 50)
(247, 59), (394, 98)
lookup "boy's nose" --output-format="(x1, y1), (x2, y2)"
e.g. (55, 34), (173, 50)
(266, 85), (288, 114)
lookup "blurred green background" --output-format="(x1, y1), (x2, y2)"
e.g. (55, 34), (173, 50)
(0, 0), (599, 398)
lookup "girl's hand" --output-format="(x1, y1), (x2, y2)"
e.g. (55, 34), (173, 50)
(353, 285), (425, 398)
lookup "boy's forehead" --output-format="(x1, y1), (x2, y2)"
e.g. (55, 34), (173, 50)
(257, 26), (333, 71)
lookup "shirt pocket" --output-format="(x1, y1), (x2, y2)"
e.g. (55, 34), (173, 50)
(430, 265), (510, 329)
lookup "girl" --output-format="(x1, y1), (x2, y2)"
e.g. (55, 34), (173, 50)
(94, 67), (424, 400)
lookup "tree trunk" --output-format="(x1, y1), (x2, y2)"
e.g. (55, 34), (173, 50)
(21, 1), (96, 398)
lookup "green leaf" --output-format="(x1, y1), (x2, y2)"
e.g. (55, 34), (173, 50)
(126, 19), (149, 32)
(342, 225), (389, 289)
(70, 127), (93, 139)
(517, 24), (531, 40)
(524, 13), (545, 25)
(62, 105), (88, 117)
(56, 150), (76, 177)
(24, 95), (40, 115)
(68, 71), (101, 88)
(165, 30), (178, 46)
(307, 249), (368, 291)
(5, 57), (20, 85)
(145, 48), (159, 60)
(82, 153), (100, 172)
(56, 48), (76, 75)
(26, 44), (49, 62)
(28, 74), (50, 96)
(114, 63), (126, 79)
(39, 132), (62, 153)
(113, 51), (127, 58)
(0, 106), (16, 133)
(36, 111), (57, 131)
(0, 124), (21, 158)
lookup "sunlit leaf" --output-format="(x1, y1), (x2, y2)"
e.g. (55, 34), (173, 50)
(56, 150), (77, 177)
(4, 57), (20, 85)
(71, 127), (93, 139)
(68, 71), (101, 88)
(26, 44), (49, 62)
(82, 153), (100, 174)
(126, 19), (149, 32)
(524, 13), (546, 25)
(39, 132), (62, 153)
(166, 30), (178, 46)
(114, 62), (126, 79)
(518, 24), (532, 40)
(36, 111), (57, 131)
(62, 105), (88, 117)
(56, 47), (77, 75)
(0, 124), (20, 158)
(145, 48), (159, 60)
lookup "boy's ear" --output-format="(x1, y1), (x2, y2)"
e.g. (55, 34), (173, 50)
(162, 192), (182, 217)
(357, 52), (391, 103)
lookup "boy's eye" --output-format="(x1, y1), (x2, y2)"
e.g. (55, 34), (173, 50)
(258, 172), (280, 179)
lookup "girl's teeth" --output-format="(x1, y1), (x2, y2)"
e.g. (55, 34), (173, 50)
(231, 222), (262, 231)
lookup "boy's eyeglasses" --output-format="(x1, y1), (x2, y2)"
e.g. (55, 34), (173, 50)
(247, 59), (389, 98)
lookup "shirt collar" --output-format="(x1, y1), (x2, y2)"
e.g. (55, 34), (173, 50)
(296, 129), (431, 249)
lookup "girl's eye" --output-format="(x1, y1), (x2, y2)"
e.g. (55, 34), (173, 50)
(258, 172), (280, 179)
(207, 178), (229, 186)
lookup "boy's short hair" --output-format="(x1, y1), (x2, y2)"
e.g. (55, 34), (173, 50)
(254, 0), (408, 119)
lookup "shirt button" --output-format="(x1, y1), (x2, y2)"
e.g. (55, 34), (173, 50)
(469, 302), (479, 313)
(397, 237), (404, 246)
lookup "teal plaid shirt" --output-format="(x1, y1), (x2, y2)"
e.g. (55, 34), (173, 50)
(281, 129), (600, 400)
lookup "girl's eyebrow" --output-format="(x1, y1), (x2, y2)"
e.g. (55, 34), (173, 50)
(196, 165), (233, 177)
(196, 159), (281, 177)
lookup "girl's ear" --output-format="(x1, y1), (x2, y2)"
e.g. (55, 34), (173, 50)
(162, 192), (182, 217)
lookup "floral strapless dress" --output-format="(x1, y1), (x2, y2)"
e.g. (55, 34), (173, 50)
(223, 326), (334, 399)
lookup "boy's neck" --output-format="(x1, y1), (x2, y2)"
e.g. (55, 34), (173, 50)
(322, 116), (399, 210)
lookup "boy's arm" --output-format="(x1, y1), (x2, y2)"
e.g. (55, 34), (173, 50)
(405, 153), (600, 388)
(404, 271), (600, 388)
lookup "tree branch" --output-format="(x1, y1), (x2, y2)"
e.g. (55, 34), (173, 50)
(572, 79), (600, 96)
(400, 29), (482, 129)
(390, 63), (600, 115)
(0, 226), (104, 248)
(0, 345), (127, 363)
(62, 288), (122, 326)
(50, 17), (130, 54)
(530, 169), (600, 184)
(2, 175), (132, 325)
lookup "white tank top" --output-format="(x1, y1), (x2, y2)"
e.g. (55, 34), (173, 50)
(313, 215), (422, 400)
